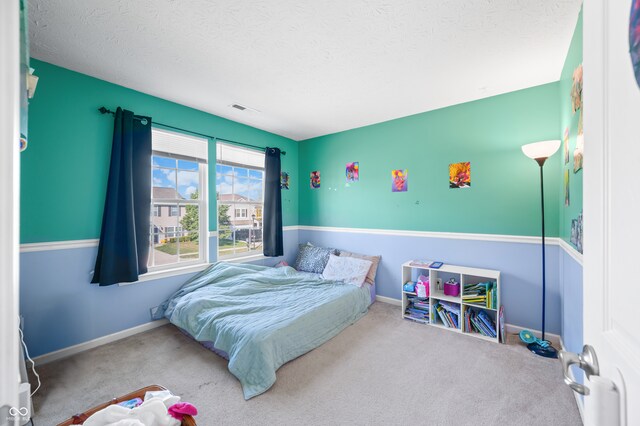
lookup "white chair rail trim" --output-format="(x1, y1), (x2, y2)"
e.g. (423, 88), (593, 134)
(20, 226), (583, 257)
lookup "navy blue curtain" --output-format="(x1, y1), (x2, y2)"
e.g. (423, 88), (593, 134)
(91, 108), (152, 286)
(263, 147), (283, 257)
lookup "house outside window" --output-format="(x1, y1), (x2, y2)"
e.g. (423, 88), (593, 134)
(234, 208), (248, 218)
(148, 128), (208, 270)
(216, 142), (264, 260)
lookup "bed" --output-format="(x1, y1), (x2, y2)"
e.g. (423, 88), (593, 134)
(153, 261), (374, 399)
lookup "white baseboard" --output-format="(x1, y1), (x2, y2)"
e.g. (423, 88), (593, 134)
(32, 319), (169, 366)
(504, 323), (561, 348)
(375, 295), (561, 347)
(375, 295), (402, 306)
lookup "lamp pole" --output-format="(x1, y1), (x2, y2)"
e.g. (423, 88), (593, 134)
(521, 140), (560, 358)
(537, 159), (547, 342)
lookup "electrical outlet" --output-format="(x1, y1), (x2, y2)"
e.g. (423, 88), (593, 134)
(149, 306), (160, 319)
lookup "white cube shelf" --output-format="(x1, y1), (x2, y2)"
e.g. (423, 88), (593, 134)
(401, 261), (502, 343)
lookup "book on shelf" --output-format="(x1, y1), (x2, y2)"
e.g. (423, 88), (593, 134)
(435, 305), (450, 327)
(405, 297), (430, 321)
(464, 307), (496, 338)
(439, 300), (460, 315)
(477, 310), (494, 330)
(434, 302), (459, 329)
(447, 311), (458, 328)
(462, 281), (497, 309)
(413, 301), (430, 310)
(499, 306), (505, 343)
(405, 309), (429, 321)
(409, 260), (433, 268)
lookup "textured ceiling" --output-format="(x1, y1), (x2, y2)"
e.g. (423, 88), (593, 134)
(28, 0), (582, 141)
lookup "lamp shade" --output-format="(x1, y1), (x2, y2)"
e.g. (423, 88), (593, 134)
(521, 140), (561, 160)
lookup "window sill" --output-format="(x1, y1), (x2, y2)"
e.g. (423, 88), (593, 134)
(118, 263), (211, 286)
(222, 253), (270, 264)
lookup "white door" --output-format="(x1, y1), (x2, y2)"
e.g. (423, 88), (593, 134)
(0, 0), (22, 423)
(576, 0), (640, 424)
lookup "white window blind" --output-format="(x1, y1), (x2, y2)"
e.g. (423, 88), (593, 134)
(216, 142), (264, 169)
(152, 128), (208, 161)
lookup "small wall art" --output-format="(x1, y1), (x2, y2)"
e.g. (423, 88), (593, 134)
(346, 162), (359, 182)
(449, 162), (471, 189)
(573, 134), (583, 173)
(564, 169), (570, 206)
(571, 64), (583, 114)
(310, 171), (320, 189)
(563, 127), (570, 164)
(280, 172), (289, 189)
(20, 134), (28, 152)
(391, 169), (408, 192)
(630, 0), (640, 87)
(570, 210), (583, 253)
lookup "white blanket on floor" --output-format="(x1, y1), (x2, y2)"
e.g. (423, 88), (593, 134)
(82, 397), (180, 426)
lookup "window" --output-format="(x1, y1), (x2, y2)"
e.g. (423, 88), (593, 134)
(216, 142), (264, 260)
(148, 129), (208, 270)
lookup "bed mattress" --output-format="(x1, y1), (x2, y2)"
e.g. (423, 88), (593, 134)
(154, 262), (372, 399)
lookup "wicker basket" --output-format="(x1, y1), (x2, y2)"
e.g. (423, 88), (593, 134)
(57, 385), (196, 426)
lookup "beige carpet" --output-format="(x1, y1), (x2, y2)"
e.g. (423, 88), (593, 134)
(32, 302), (581, 425)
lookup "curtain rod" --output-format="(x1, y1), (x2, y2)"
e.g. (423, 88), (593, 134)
(97, 107), (286, 156)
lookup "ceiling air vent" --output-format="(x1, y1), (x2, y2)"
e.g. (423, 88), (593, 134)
(230, 103), (260, 113)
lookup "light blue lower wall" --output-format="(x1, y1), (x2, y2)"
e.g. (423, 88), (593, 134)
(299, 229), (562, 334)
(21, 228), (582, 359)
(20, 230), (299, 358)
(560, 248), (584, 384)
(20, 247), (201, 357)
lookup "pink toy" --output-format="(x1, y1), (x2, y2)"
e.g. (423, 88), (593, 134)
(168, 402), (198, 420)
(444, 278), (460, 297)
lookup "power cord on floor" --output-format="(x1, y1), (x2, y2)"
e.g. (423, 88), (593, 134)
(18, 320), (41, 397)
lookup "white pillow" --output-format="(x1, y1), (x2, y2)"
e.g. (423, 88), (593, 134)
(322, 254), (373, 287)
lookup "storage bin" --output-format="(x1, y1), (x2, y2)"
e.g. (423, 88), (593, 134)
(443, 279), (460, 297)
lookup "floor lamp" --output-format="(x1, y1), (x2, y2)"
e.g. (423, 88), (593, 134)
(521, 139), (561, 358)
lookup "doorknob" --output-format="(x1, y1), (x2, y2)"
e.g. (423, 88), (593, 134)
(559, 344), (600, 395)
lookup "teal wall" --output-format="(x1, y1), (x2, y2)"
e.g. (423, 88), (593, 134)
(22, 59), (298, 243)
(559, 9), (583, 246)
(298, 83), (562, 237)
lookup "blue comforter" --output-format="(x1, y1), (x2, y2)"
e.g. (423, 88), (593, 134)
(154, 262), (371, 399)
